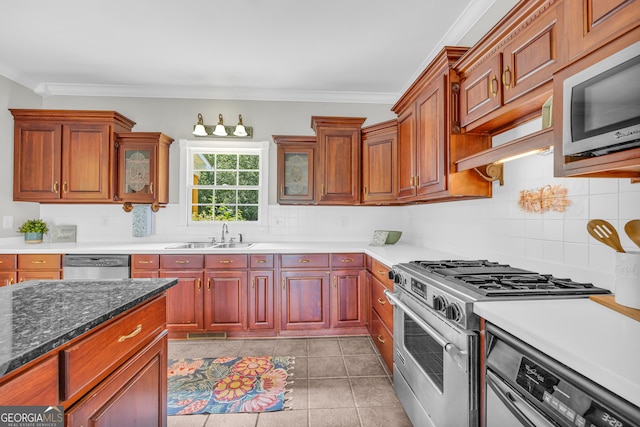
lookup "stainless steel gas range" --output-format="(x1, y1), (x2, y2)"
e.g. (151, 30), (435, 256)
(385, 259), (611, 427)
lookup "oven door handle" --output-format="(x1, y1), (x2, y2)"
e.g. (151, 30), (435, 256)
(486, 370), (556, 427)
(384, 290), (468, 373)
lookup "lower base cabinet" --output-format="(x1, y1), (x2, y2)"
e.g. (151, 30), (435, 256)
(65, 334), (167, 427)
(280, 269), (331, 331)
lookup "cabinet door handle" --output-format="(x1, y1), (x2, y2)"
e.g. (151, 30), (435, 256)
(31, 260), (47, 264)
(363, 185), (368, 195)
(377, 335), (386, 344)
(197, 278), (201, 290)
(321, 184), (325, 196)
(118, 324), (142, 342)
(490, 75), (499, 97)
(333, 276), (337, 287)
(298, 259), (311, 263)
(175, 260), (190, 264)
(377, 297), (387, 305)
(62, 181), (68, 193)
(341, 258), (354, 263)
(377, 270), (386, 276)
(282, 278), (286, 289)
(9, 278), (14, 285)
(280, 185), (284, 196)
(53, 181), (59, 193)
(502, 66), (511, 89)
(207, 278), (211, 289)
(149, 182), (154, 194)
(255, 259), (267, 264)
(137, 260), (153, 264)
(219, 260), (233, 264)
(251, 278), (255, 289)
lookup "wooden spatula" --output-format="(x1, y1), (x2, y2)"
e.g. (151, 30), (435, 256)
(587, 220), (625, 253)
(624, 220), (640, 249)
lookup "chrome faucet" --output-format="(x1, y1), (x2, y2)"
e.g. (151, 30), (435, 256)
(221, 222), (229, 242)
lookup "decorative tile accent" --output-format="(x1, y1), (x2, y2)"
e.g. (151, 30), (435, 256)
(518, 184), (570, 213)
(132, 205), (153, 237)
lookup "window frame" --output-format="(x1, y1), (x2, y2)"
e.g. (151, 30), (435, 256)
(179, 139), (269, 227)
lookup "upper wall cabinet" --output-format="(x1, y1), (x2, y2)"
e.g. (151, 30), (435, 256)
(116, 132), (174, 208)
(392, 47), (492, 203)
(11, 110), (135, 203)
(456, 0), (563, 133)
(564, 0), (640, 61)
(361, 120), (398, 205)
(273, 135), (316, 205)
(311, 116), (366, 205)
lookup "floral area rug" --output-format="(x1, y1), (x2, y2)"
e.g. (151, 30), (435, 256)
(167, 356), (294, 415)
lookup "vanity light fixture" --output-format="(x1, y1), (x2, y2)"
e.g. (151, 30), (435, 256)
(192, 113), (207, 136)
(233, 114), (248, 137)
(192, 113), (253, 138)
(212, 114), (228, 136)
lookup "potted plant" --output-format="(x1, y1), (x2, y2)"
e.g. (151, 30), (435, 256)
(18, 219), (49, 244)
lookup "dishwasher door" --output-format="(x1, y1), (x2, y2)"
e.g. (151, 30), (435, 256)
(63, 254), (131, 279)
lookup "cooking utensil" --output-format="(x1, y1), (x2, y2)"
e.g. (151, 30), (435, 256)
(624, 220), (640, 249)
(587, 220), (625, 253)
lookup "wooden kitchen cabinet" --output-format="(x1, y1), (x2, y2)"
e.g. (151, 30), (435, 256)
(393, 47), (491, 203)
(0, 254), (17, 286)
(131, 254), (160, 278)
(204, 254), (248, 333)
(17, 253), (62, 282)
(0, 355), (59, 405)
(361, 120), (398, 204)
(367, 258), (394, 371)
(330, 253), (366, 329)
(563, 0), (640, 61)
(273, 135), (316, 204)
(456, 0), (562, 133)
(10, 110), (135, 203)
(65, 334), (167, 427)
(160, 255), (205, 335)
(116, 132), (173, 208)
(248, 255), (275, 331)
(311, 116), (367, 205)
(280, 254), (331, 332)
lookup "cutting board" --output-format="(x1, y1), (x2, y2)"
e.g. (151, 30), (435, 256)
(590, 295), (640, 322)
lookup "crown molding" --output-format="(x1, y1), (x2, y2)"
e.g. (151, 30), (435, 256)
(33, 82), (399, 104)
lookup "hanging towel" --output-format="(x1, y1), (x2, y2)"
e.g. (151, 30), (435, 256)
(132, 205), (153, 237)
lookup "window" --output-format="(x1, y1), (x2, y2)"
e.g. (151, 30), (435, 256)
(179, 140), (269, 226)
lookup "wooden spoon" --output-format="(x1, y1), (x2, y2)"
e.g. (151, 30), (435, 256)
(587, 219), (625, 253)
(624, 220), (640, 249)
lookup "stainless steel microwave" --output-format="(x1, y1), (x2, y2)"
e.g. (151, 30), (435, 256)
(563, 40), (640, 157)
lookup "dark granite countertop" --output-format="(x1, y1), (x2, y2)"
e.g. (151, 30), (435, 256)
(0, 278), (178, 377)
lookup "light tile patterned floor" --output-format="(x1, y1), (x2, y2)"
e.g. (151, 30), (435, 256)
(167, 336), (413, 427)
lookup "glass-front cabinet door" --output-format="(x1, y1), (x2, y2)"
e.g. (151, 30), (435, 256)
(273, 135), (316, 204)
(116, 132), (174, 207)
(119, 142), (157, 202)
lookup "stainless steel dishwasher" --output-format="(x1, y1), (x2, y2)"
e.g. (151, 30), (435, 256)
(62, 254), (130, 279)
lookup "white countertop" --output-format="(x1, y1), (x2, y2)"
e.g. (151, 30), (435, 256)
(474, 298), (640, 408)
(0, 240), (455, 269)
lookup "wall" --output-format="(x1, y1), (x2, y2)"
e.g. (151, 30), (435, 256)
(401, 122), (640, 290)
(0, 75), (42, 238)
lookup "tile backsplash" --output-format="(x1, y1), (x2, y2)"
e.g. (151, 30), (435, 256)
(37, 143), (639, 291)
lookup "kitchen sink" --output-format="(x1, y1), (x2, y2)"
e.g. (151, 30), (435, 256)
(165, 242), (256, 250)
(213, 242), (256, 249)
(165, 242), (216, 249)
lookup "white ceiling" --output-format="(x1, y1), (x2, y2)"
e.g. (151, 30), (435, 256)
(0, 0), (516, 104)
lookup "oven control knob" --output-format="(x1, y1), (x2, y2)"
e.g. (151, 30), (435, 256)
(390, 270), (403, 285)
(433, 295), (447, 312)
(445, 303), (462, 322)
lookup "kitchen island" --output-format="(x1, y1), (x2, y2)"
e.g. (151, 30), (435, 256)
(0, 278), (178, 426)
